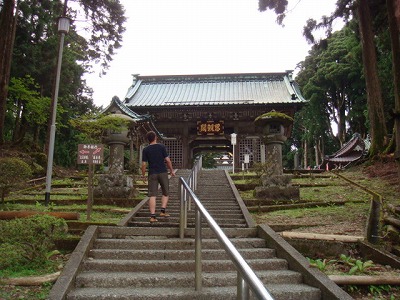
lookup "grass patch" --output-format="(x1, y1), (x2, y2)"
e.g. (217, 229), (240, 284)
(255, 202), (369, 221)
(1, 203), (130, 223)
(300, 185), (369, 202)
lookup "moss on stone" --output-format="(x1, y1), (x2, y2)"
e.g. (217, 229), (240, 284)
(254, 110), (293, 126)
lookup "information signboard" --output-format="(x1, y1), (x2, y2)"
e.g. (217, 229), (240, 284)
(77, 144), (104, 165)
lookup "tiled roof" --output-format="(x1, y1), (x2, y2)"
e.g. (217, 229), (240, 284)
(124, 72), (306, 107)
(102, 97), (150, 121)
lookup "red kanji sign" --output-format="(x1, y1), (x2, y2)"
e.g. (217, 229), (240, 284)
(77, 144), (104, 165)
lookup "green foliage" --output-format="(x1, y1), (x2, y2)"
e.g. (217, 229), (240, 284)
(368, 285), (392, 297)
(348, 259), (374, 275)
(339, 254), (374, 275)
(1, 0), (126, 161)
(199, 153), (219, 169)
(70, 113), (131, 143)
(0, 214), (68, 271)
(307, 257), (336, 271)
(8, 76), (51, 127)
(296, 23), (366, 148)
(0, 157), (32, 203)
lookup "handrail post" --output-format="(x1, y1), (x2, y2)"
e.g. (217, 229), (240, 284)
(237, 272), (250, 300)
(193, 167), (197, 191)
(188, 178), (192, 211)
(179, 179), (185, 239)
(195, 206), (202, 291)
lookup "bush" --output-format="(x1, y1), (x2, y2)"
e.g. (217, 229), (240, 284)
(0, 243), (28, 270)
(0, 157), (32, 203)
(0, 214), (68, 270)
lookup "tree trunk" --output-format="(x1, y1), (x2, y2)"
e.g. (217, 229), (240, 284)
(0, 271), (61, 286)
(0, 0), (16, 144)
(12, 98), (22, 142)
(387, 0), (400, 162)
(280, 231), (364, 242)
(303, 139), (308, 168)
(357, 0), (388, 156)
(329, 275), (400, 285)
(335, 89), (347, 147)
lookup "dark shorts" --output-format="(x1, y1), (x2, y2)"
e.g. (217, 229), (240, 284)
(148, 172), (169, 197)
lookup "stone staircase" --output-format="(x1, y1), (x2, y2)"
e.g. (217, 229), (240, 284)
(127, 169), (249, 228)
(49, 169), (352, 300)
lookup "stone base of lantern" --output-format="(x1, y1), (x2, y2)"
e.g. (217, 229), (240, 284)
(94, 173), (138, 199)
(254, 174), (299, 201)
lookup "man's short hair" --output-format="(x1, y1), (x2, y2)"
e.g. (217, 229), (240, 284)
(146, 131), (156, 143)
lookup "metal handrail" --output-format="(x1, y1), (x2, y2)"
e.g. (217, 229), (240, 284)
(178, 158), (273, 300)
(179, 156), (202, 236)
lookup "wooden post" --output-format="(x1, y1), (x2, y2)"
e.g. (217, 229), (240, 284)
(86, 164), (94, 221)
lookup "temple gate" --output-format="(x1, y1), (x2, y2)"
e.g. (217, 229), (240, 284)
(104, 71), (306, 170)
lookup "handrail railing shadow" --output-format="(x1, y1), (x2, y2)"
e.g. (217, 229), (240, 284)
(179, 156), (274, 300)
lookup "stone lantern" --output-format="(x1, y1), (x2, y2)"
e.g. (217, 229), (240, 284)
(94, 112), (138, 200)
(253, 110), (299, 202)
(254, 110), (293, 176)
(102, 113), (133, 174)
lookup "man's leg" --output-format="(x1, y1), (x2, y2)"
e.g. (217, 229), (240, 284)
(149, 196), (156, 214)
(159, 173), (170, 217)
(148, 174), (158, 222)
(161, 195), (168, 210)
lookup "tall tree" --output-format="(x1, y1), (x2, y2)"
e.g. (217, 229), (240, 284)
(387, 0), (400, 160)
(357, 0), (387, 156)
(0, 0), (126, 144)
(0, 0), (17, 144)
(297, 24), (366, 147)
(259, 0), (389, 156)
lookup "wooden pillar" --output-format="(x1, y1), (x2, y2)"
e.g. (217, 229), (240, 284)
(182, 124), (189, 168)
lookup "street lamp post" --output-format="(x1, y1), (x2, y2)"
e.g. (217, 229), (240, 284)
(230, 133), (237, 174)
(45, 16), (71, 206)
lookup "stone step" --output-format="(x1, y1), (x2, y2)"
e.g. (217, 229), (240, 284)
(93, 238), (268, 250)
(82, 258), (288, 272)
(134, 211), (246, 219)
(66, 285), (321, 300)
(154, 207), (243, 213)
(96, 227), (258, 239)
(75, 269), (303, 288)
(164, 204), (242, 211)
(131, 218), (247, 225)
(89, 247), (276, 260)
(127, 221), (249, 228)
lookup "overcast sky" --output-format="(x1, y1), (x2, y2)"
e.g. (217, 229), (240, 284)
(84, 0), (343, 107)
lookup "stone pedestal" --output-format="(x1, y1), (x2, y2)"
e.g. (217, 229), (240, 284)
(94, 173), (137, 199)
(254, 174), (299, 201)
(254, 111), (299, 202)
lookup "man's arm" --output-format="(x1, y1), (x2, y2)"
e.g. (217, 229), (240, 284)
(165, 157), (175, 176)
(141, 161), (147, 181)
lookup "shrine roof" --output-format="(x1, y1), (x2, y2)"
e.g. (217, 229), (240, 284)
(123, 72), (307, 107)
(102, 97), (150, 121)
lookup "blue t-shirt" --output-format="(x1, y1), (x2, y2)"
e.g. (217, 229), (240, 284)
(142, 143), (169, 175)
